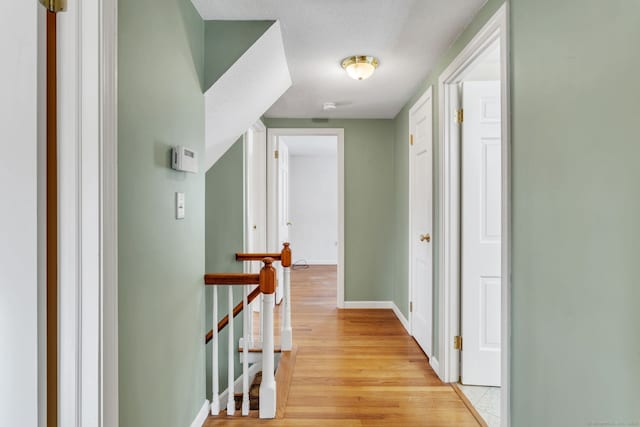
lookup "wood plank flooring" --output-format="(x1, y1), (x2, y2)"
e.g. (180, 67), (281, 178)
(204, 266), (479, 426)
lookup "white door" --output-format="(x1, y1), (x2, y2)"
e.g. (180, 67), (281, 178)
(409, 92), (433, 357)
(461, 81), (502, 386)
(244, 126), (267, 274)
(278, 141), (291, 246)
(275, 140), (290, 303)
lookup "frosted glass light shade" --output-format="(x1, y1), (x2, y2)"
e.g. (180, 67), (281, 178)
(341, 56), (379, 81)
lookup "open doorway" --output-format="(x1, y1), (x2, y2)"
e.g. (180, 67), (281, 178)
(267, 128), (345, 308)
(437, 5), (509, 427)
(457, 40), (502, 427)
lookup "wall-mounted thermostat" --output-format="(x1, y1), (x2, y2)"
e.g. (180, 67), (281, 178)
(172, 146), (198, 173)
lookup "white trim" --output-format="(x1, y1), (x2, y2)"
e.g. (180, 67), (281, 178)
(391, 303), (411, 335)
(251, 119), (267, 133)
(266, 128), (345, 308)
(190, 400), (211, 427)
(101, 0), (119, 424)
(342, 301), (394, 309)
(300, 259), (338, 265)
(407, 86), (433, 342)
(429, 356), (440, 377)
(437, 4), (509, 426)
(57, 0), (118, 425)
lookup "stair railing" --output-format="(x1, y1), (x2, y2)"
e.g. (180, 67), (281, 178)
(235, 242), (293, 350)
(204, 258), (280, 418)
(204, 243), (292, 419)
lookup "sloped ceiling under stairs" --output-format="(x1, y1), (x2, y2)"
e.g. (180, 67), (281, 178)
(204, 21), (292, 170)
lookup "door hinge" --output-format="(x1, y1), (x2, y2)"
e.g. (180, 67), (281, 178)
(410, 134), (414, 146)
(454, 335), (462, 350)
(456, 109), (464, 124)
(410, 301), (413, 312)
(274, 150), (279, 159)
(39, 0), (67, 12)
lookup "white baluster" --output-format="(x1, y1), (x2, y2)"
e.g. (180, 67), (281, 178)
(247, 287), (255, 346)
(259, 291), (276, 418)
(227, 286), (235, 416)
(242, 285), (249, 415)
(281, 265), (292, 351)
(258, 294), (264, 344)
(211, 287), (219, 415)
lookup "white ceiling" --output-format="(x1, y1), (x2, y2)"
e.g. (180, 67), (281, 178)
(191, 0), (487, 119)
(281, 135), (337, 157)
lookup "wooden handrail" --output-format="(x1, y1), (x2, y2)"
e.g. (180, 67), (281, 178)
(235, 242), (292, 267)
(236, 252), (282, 262)
(205, 286), (261, 343)
(205, 257), (278, 343)
(204, 273), (260, 285)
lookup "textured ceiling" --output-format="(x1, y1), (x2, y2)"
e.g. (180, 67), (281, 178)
(191, 0), (487, 119)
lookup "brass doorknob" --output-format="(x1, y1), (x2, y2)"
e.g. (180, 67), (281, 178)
(420, 233), (431, 242)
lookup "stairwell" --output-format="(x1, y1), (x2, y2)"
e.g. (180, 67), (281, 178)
(204, 244), (296, 420)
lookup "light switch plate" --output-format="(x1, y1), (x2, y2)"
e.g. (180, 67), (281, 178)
(176, 192), (185, 219)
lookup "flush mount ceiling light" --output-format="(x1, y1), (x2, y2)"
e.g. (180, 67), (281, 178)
(323, 102), (337, 111)
(341, 55), (379, 80)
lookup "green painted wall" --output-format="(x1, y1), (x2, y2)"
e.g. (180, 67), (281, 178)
(204, 139), (245, 397)
(510, 1), (640, 424)
(204, 21), (274, 90)
(391, 0), (505, 360)
(118, 0), (205, 426)
(264, 119), (395, 301)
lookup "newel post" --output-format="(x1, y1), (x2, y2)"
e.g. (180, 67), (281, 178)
(259, 258), (277, 419)
(281, 243), (293, 351)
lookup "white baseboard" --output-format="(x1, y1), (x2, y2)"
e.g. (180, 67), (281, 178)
(342, 300), (394, 309)
(391, 302), (410, 334)
(190, 400), (210, 427)
(429, 356), (441, 379)
(303, 259), (337, 265)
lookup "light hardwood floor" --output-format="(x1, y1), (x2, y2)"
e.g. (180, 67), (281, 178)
(204, 265), (480, 426)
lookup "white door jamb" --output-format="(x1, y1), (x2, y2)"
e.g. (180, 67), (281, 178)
(57, 0), (118, 425)
(437, 3), (510, 426)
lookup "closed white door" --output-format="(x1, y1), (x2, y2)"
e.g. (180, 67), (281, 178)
(461, 81), (502, 386)
(410, 92), (433, 357)
(276, 140), (290, 303)
(244, 127), (267, 273)
(278, 141), (291, 246)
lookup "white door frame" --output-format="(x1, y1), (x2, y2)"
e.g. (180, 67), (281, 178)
(437, 3), (510, 426)
(57, 0), (118, 425)
(266, 128), (345, 308)
(408, 86), (434, 358)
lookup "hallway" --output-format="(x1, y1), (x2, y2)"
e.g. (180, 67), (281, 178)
(205, 266), (480, 426)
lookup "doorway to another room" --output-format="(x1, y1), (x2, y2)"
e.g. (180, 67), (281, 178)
(437, 5), (509, 427)
(456, 40), (502, 427)
(267, 129), (345, 308)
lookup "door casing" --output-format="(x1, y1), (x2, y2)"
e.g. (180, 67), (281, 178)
(266, 128), (345, 308)
(437, 3), (510, 426)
